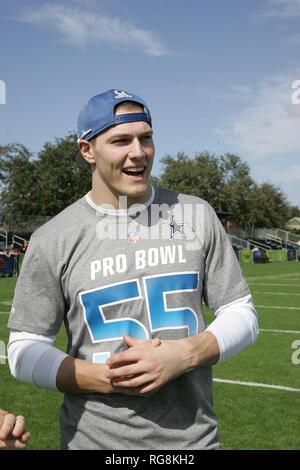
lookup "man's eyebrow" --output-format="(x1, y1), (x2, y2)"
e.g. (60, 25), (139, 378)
(108, 130), (153, 140)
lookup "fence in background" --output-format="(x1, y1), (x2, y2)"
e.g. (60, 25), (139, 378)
(237, 248), (300, 264)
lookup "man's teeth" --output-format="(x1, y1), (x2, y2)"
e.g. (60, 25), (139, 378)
(124, 167), (145, 173)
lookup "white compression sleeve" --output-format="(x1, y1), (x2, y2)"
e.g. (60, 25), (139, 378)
(206, 293), (259, 363)
(7, 330), (68, 391)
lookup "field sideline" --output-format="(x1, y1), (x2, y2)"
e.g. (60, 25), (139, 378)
(0, 261), (300, 450)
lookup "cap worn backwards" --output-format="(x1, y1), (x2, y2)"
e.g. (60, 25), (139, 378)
(77, 89), (152, 142)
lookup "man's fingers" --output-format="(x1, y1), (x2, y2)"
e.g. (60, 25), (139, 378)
(106, 346), (139, 368)
(0, 411), (30, 449)
(111, 372), (152, 388)
(11, 415), (26, 437)
(123, 334), (143, 347)
(107, 335), (161, 366)
(123, 334), (161, 348)
(5, 438), (27, 450)
(105, 360), (143, 378)
(0, 413), (16, 439)
(112, 381), (154, 396)
(19, 430), (31, 443)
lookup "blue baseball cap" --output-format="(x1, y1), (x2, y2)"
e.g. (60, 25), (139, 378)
(77, 89), (152, 142)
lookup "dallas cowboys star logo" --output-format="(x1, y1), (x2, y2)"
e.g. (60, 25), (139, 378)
(169, 214), (185, 238)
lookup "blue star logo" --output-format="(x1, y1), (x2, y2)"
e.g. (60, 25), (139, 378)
(169, 214), (185, 238)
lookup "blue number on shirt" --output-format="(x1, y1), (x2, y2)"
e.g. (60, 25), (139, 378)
(144, 272), (198, 337)
(80, 272), (199, 363)
(80, 280), (148, 344)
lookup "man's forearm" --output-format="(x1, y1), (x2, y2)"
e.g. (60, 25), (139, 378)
(56, 356), (113, 394)
(182, 331), (220, 370)
(8, 331), (113, 395)
(105, 332), (220, 396)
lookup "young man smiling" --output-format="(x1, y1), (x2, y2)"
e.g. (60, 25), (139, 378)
(7, 89), (258, 450)
(78, 98), (155, 208)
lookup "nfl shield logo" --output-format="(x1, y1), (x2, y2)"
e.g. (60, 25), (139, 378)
(127, 231), (139, 244)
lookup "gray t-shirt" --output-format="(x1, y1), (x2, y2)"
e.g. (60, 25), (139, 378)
(8, 187), (249, 450)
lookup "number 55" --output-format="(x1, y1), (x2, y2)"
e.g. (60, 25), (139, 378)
(80, 272), (199, 363)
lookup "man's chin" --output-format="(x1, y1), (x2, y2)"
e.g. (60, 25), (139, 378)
(124, 184), (152, 206)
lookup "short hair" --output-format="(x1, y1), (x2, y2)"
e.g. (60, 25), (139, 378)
(89, 101), (145, 146)
(114, 100), (145, 115)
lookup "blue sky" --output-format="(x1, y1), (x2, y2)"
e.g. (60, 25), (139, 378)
(1, 0), (300, 209)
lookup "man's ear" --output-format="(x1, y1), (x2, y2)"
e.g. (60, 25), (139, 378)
(77, 140), (96, 165)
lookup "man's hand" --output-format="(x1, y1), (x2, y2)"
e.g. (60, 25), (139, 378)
(56, 331), (219, 396)
(106, 331), (220, 396)
(0, 410), (31, 450)
(106, 334), (191, 396)
(56, 337), (160, 395)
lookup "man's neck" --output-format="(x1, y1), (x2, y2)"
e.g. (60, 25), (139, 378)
(88, 185), (153, 210)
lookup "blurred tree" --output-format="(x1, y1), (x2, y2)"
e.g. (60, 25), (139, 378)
(35, 133), (91, 215)
(156, 151), (224, 211)
(152, 151), (296, 229)
(218, 153), (256, 228)
(0, 134), (91, 217)
(287, 204), (300, 219)
(0, 143), (40, 215)
(249, 182), (291, 229)
(0, 139), (298, 231)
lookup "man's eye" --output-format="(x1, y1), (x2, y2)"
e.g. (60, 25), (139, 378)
(141, 136), (152, 143)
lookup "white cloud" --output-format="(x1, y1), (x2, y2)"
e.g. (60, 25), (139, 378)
(260, 0), (300, 18)
(286, 32), (300, 43)
(219, 74), (300, 160)
(214, 85), (253, 104)
(254, 1), (300, 47)
(19, 4), (170, 56)
(212, 74), (300, 206)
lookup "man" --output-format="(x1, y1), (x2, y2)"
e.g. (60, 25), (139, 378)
(21, 241), (28, 254)
(7, 89), (258, 450)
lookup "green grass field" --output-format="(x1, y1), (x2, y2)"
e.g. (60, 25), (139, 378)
(0, 261), (300, 450)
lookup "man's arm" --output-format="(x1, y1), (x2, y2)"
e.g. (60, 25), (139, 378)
(56, 356), (113, 394)
(7, 330), (112, 394)
(105, 331), (219, 395)
(106, 294), (258, 395)
(7, 330), (160, 395)
(8, 294), (258, 396)
(56, 337), (161, 394)
(9, 330), (214, 396)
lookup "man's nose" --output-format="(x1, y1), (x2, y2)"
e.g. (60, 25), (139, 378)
(128, 138), (145, 159)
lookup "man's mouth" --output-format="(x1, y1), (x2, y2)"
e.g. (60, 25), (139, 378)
(122, 166), (145, 177)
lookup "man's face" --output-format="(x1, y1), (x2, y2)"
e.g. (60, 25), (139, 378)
(88, 120), (155, 207)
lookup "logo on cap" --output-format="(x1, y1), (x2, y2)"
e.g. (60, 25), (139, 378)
(114, 90), (134, 99)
